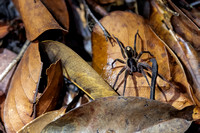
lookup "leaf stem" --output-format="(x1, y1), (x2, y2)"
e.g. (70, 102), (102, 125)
(86, 0), (108, 16)
(82, 0), (112, 42)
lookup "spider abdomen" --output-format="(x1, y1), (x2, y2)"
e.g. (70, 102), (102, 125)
(127, 58), (137, 73)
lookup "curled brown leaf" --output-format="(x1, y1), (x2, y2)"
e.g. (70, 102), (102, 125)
(18, 107), (66, 133)
(3, 43), (63, 132)
(92, 11), (193, 110)
(149, 0), (200, 107)
(12, 0), (68, 41)
(40, 40), (117, 99)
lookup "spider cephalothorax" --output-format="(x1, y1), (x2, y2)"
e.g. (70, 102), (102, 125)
(111, 30), (158, 99)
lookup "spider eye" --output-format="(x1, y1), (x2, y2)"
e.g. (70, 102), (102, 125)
(126, 47), (130, 51)
(126, 46), (132, 51)
(125, 46), (134, 57)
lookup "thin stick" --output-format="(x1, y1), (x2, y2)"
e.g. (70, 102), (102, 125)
(0, 40), (31, 81)
(190, 1), (200, 7)
(86, 0), (108, 16)
(64, 68), (95, 100)
(82, 0), (114, 44)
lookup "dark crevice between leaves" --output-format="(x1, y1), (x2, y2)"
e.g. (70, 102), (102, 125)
(66, 90), (84, 112)
(171, 0), (192, 11)
(65, 0), (92, 61)
(0, 0), (19, 21)
(36, 29), (64, 43)
(38, 45), (51, 93)
(30, 44), (66, 118)
(1, 19), (27, 54)
(185, 121), (200, 133)
(137, 0), (151, 19)
(63, 75), (92, 113)
(39, 44), (66, 111)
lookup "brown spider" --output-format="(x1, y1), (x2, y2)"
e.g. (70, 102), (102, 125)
(111, 30), (158, 100)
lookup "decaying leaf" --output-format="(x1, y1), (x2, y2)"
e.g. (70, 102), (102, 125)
(36, 59), (63, 116)
(12, 0), (68, 41)
(18, 107), (66, 133)
(0, 25), (9, 39)
(41, 96), (193, 133)
(92, 11), (193, 109)
(135, 118), (191, 133)
(3, 43), (42, 133)
(41, 0), (69, 30)
(149, 0), (200, 107)
(3, 43), (63, 132)
(169, 0), (200, 29)
(40, 40), (117, 99)
(167, 0), (200, 52)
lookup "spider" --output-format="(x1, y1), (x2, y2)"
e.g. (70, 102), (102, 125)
(111, 30), (159, 100)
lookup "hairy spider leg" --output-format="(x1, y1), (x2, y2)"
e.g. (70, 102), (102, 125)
(133, 30), (142, 58)
(136, 51), (154, 61)
(111, 59), (125, 68)
(137, 63), (154, 99)
(123, 70), (129, 96)
(113, 66), (126, 91)
(137, 61), (173, 87)
(137, 63), (151, 86)
(150, 58), (158, 99)
(133, 30), (139, 57)
(113, 35), (126, 59)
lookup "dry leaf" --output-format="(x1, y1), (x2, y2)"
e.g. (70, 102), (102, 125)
(41, 96), (193, 133)
(3, 43), (42, 133)
(136, 118), (191, 133)
(36, 59), (63, 116)
(18, 107), (66, 133)
(170, 0), (200, 28)
(41, 0), (69, 30)
(3, 43), (63, 132)
(40, 40), (117, 99)
(92, 11), (193, 109)
(149, 0), (200, 107)
(0, 25), (9, 39)
(171, 15), (200, 52)
(12, 0), (68, 41)
(167, 0), (200, 52)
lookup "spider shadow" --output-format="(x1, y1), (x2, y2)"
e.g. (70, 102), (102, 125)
(114, 72), (145, 96)
(168, 82), (187, 105)
(146, 72), (168, 101)
(113, 69), (180, 102)
(148, 72), (186, 105)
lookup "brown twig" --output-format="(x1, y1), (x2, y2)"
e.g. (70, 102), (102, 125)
(86, 0), (108, 16)
(82, 0), (115, 45)
(0, 40), (30, 82)
(64, 68), (95, 100)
